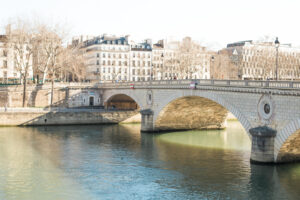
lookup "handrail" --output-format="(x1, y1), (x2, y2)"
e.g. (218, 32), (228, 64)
(97, 79), (300, 89)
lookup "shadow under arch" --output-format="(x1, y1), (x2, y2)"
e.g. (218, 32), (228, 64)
(153, 94), (252, 138)
(103, 90), (143, 109)
(105, 93), (140, 110)
(275, 119), (300, 163)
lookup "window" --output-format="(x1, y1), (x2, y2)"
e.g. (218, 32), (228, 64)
(97, 53), (99, 57)
(108, 60), (111, 65)
(112, 61), (115, 66)
(103, 67), (106, 73)
(119, 61), (122, 66)
(96, 68), (99, 72)
(96, 60), (99, 65)
(108, 53), (111, 58)
(103, 53), (105, 58)
(103, 61), (106, 65)
(132, 69), (135, 75)
(119, 54), (121, 58)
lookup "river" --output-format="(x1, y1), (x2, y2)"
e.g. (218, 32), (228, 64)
(0, 121), (299, 199)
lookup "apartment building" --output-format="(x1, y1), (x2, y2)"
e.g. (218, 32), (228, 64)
(221, 40), (300, 80)
(80, 35), (130, 82)
(152, 40), (164, 80)
(0, 33), (33, 83)
(130, 39), (152, 81)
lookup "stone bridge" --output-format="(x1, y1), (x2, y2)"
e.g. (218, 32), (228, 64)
(98, 79), (300, 164)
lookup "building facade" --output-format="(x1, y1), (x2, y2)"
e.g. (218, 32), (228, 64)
(130, 39), (152, 81)
(218, 40), (300, 80)
(77, 35), (212, 82)
(0, 33), (33, 84)
(79, 35), (130, 82)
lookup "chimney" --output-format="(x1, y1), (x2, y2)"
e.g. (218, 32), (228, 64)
(5, 24), (11, 35)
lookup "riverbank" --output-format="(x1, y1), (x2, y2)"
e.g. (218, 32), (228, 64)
(0, 107), (138, 126)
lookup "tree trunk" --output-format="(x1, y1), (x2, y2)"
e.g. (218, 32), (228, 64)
(50, 78), (54, 106)
(22, 74), (27, 107)
(42, 69), (48, 84)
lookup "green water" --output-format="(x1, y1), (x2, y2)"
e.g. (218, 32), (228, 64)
(0, 121), (299, 199)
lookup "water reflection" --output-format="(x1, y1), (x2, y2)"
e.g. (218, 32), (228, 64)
(0, 122), (299, 199)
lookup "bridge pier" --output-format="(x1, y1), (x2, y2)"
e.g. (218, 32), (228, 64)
(140, 109), (155, 132)
(249, 126), (277, 163)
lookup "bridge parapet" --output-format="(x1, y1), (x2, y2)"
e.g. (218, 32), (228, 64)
(98, 79), (300, 90)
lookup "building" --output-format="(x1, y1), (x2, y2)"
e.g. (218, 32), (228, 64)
(130, 39), (152, 81)
(218, 40), (300, 80)
(152, 40), (164, 80)
(80, 34), (130, 82)
(77, 35), (213, 82)
(0, 27), (33, 84)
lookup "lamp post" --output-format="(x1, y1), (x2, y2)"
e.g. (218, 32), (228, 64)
(275, 37), (280, 80)
(211, 56), (215, 79)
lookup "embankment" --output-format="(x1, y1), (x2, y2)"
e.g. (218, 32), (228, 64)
(0, 108), (138, 126)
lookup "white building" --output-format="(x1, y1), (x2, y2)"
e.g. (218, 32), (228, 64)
(0, 34), (33, 84)
(80, 35), (130, 82)
(152, 40), (164, 80)
(225, 40), (300, 80)
(130, 39), (152, 81)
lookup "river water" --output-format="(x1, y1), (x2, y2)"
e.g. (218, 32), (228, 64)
(0, 121), (299, 200)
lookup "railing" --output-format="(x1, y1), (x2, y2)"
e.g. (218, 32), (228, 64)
(98, 79), (300, 90)
(2, 79), (300, 90)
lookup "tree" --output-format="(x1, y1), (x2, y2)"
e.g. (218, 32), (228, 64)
(60, 44), (86, 82)
(7, 19), (36, 107)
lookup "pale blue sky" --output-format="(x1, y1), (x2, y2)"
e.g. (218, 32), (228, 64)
(1, 0), (299, 49)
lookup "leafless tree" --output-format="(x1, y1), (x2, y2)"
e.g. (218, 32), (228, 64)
(6, 19), (36, 107)
(60, 44), (86, 82)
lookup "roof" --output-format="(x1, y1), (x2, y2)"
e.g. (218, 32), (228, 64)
(227, 40), (252, 48)
(83, 35), (129, 47)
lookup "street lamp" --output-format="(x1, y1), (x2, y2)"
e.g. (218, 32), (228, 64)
(211, 56), (215, 79)
(275, 37), (280, 80)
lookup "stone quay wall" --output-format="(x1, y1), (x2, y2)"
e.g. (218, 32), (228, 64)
(0, 108), (138, 126)
(0, 83), (102, 108)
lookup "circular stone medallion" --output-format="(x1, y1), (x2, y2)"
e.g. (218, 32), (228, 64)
(258, 94), (275, 124)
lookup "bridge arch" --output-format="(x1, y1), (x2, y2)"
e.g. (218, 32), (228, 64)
(275, 119), (300, 162)
(103, 90), (143, 109)
(153, 91), (252, 137)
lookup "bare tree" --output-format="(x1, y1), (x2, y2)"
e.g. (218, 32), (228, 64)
(7, 19), (36, 107)
(60, 44), (86, 82)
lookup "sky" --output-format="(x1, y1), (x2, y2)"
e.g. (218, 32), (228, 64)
(1, 0), (300, 50)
